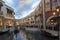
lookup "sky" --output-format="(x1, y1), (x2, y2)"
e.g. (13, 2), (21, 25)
(3, 0), (41, 19)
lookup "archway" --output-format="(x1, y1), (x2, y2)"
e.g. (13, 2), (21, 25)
(46, 16), (60, 31)
(46, 16), (55, 25)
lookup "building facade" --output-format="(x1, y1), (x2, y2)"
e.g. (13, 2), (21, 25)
(34, 0), (60, 28)
(0, 0), (15, 31)
(27, 0), (60, 30)
(17, 0), (60, 31)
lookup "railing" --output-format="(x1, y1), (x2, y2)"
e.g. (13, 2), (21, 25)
(5, 13), (14, 19)
(25, 27), (39, 31)
(7, 13), (14, 18)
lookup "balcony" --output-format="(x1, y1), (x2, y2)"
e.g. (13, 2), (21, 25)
(5, 13), (14, 19)
(0, 11), (3, 15)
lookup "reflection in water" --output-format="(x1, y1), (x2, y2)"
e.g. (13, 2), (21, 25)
(13, 30), (27, 40)
(12, 29), (57, 40)
(0, 32), (13, 40)
(0, 29), (59, 40)
(24, 29), (59, 40)
(27, 33), (35, 40)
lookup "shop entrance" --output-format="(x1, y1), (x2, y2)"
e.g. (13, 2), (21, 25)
(6, 20), (13, 28)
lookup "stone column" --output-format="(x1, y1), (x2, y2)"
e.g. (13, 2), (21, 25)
(42, 0), (46, 30)
(12, 12), (15, 31)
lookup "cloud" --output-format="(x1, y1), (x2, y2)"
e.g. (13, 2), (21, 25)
(18, 1), (25, 8)
(7, 0), (13, 3)
(29, 9), (35, 14)
(31, 1), (40, 10)
(15, 9), (36, 19)
(15, 11), (28, 19)
(18, 0), (32, 8)
(25, 0), (33, 4)
(15, 8), (36, 19)
(21, 10), (35, 18)
(31, 3), (37, 9)
(22, 11), (28, 16)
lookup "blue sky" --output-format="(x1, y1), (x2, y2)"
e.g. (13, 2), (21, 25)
(3, 0), (41, 19)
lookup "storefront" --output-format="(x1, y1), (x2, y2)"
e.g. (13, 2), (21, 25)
(5, 19), (14, 29)
(0, 16), (5, 30)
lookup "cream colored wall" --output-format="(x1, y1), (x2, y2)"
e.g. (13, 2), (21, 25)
(0, 1), (15, 30)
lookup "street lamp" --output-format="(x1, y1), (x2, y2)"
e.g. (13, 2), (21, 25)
(53, 12), (56, 15)
(57, 9), (59, 12)
(56, 8), (59, 15)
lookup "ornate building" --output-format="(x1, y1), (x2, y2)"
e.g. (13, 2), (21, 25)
(0, 0), (15, 31)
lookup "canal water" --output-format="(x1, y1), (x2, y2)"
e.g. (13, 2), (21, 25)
(0, 29), (59, 40)
(13, 29), (59, 40)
